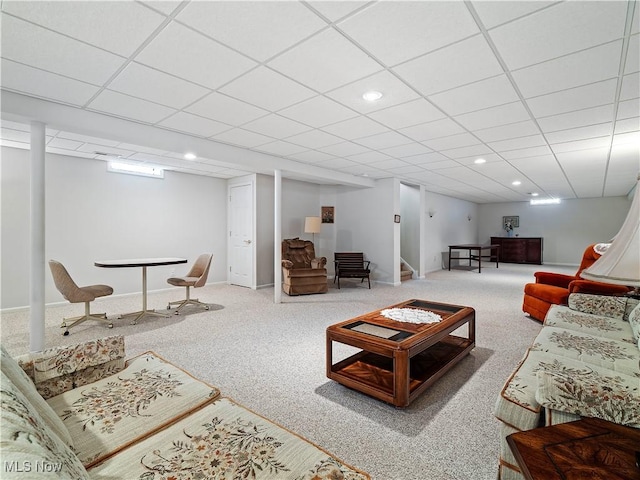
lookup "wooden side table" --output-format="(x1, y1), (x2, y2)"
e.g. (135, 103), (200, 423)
(507, 417), (640, 479)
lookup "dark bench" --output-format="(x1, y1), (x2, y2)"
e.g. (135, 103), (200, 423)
(334, 252), (371, 289)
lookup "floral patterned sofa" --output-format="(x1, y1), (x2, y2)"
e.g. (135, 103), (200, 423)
(1, 336), (369, 479)
(494, 293), (640, 480)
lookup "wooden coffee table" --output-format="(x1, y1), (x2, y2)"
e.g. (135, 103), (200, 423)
(507, 417), (640, 480)
(326, 299), (475, 407)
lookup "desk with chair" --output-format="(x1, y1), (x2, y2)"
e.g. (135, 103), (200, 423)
(95, 257), (187, 324)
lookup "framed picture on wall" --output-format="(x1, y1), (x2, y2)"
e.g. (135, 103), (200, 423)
(502, 215), (519, 228)
(321, 206), (334, 224)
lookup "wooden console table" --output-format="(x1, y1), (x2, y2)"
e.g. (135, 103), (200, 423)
(490, 237), (543, 264)
(507, 417), (640, 479)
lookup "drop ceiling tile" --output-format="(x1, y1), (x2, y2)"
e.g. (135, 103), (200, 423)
(3, 1), (166, 57)
(402, 152), (450, 165)
(393, 34), (504, 96)
(242, 114), (311, 138)
(159, 112), (232, 137)
(429, 75), (520, 116)
(614, 117), (640, 134)
(135, 22), (257, 90)
(612, 131), (640, 146)
(220, 67), (316, 111)
(424, 133), (481, 151)
(620, 72), (640, 101)
(117, 143), (168, 156)
(381, 142), (432, 159)
(546, 123), (613, 145)
(625, 34), (639, 74)
(269, 28), (382, 92)
(368, 99), (445, 130)
(551, 137), (612, 154)
(368, 158), (412, 170)
(186, 93), (268, 126)
(177, 1), (326, 62)
(354, 131), (412, 150)
(489, 134), (547, 152)
(633, 5), (640, 35)
(0, 127), (30, 143)
(46, 146), (94, 159)
(88, 90), (176, 124)
(488, 1), (627, 70)
(617, 99), (640, 120)
(46, 137), (83, 150)
(457, 152), (504, 165)
(526, 79), (617, 117)
(279, 96), (357, 128)
(211, 128), (273, 148)
(391, 164), (426, 175)
(419, 159), (460, 170)
(326, 70), (420, 114)
(399, 118), (466, 142)
(56, 132), (121, 147)
(0, 120), (29, 131)
(76, 143), (136, 157)
(316, 158), (363, 170)
(471, 1), (557, 29)
(538, 104), (614, 132)
(288, 150), (338, 164)
(285, 129), (344, 149)
(254, 141), (308, 156)
(321, 116), (389, 140)
(307, 1), (369, 22)
(556, 148), (608, 177)
(318, 141), (370, 157)
(499, 145), (553, 159)
(1, 59), (99, 106)
(338, 1), (478, 66)
(139, 1), (182, 16)
(1, 14), (124, 85)
(474, 120), (540, 142)
(512, 41), (622, 99)
(347, 150), (393, 164)
(438, 144), (493, 159)
(454, 101), (531, 131)
(0, 138), (28, 149)
(108, 62), (210, 110)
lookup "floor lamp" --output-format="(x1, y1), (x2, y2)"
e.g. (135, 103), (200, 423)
(304, 216), (321, 244)
(581, 174), (640, 297)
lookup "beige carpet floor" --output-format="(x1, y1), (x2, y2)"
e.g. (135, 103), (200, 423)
(1, 262), (575, 480)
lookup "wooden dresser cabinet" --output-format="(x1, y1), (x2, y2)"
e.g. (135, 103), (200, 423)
(490, 237), (543, 265)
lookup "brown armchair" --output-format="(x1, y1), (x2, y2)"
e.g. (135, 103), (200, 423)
(523, 243), (630, 321)
(281, 238), (328, 295)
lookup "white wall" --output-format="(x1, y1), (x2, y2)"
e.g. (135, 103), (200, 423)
(423, 191), (479, 272)
(1, 146), (228, 309)
(335, 178), (400, 284)
(400, 183), (420, 272)
(478, 197), (631, 265)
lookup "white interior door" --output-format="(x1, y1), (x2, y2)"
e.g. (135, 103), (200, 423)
(229, 183), (254, 288)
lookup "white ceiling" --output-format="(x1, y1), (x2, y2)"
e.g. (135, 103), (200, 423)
(1, 0), (638, 203)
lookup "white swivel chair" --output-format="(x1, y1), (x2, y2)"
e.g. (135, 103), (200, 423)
(166, 254), (213, 314)
(48, 260), (114, 335)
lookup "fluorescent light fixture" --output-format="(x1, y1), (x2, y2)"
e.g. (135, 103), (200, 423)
(108, 161), (164, 179)
(530, 198), (560, 205)
(474, 158), (486, 164)
(362, 90), (382, 102)
(184, 152), (197, 160)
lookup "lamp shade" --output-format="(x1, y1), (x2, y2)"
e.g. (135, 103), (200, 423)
(580, 175), (640, 286)
(304, 216), (321, 234)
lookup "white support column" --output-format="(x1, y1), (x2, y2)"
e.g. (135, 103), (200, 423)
(274, 170), (282, 304)
(30, 121), (46, 352)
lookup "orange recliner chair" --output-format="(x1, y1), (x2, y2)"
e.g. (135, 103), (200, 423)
(523, 243), (630, 321)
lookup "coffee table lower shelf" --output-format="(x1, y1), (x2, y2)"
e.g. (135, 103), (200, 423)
(329, 335), (472, 406)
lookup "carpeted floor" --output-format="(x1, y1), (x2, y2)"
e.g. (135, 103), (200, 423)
(1, 262), (575, 480)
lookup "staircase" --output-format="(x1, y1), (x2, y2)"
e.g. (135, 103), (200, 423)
(400, 261), (413, 281)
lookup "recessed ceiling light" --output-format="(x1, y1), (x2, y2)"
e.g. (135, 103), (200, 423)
(530, 192), (539, 196)
(512, 180), (521, 186)
(362, 91), (382, 102)
(184, 152), (197, 160)
(474, 158), (486, 164)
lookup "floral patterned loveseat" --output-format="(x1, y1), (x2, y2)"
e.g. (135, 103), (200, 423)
(494, 293), (640, 480)
(1, 336), (369, 479)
